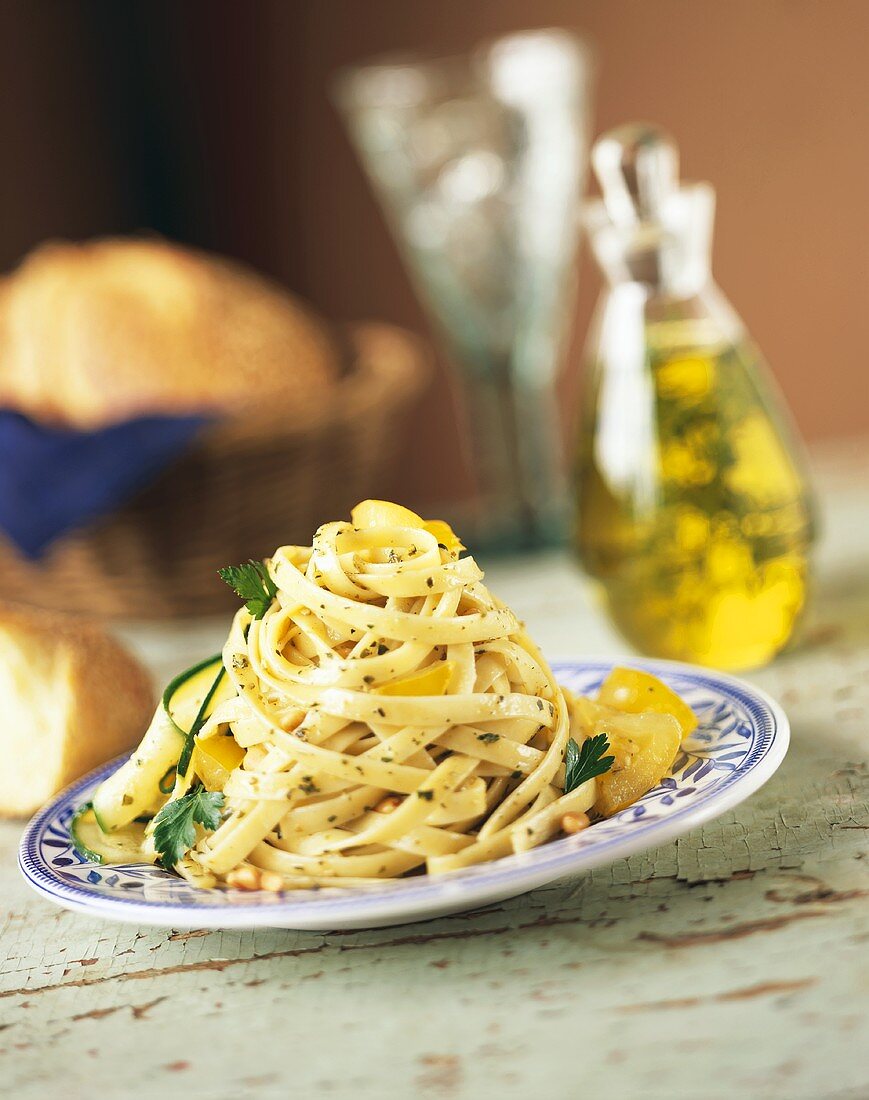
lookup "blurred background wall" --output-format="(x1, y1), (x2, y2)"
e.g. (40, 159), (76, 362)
(0, 0), (865, 508)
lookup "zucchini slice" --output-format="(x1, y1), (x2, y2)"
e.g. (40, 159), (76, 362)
(162, 653), (228, 736)
(71, 804), (149, 865)
(92, 655), (232, 832)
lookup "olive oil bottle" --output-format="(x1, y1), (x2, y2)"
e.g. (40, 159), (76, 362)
(574, 125), (815, 670)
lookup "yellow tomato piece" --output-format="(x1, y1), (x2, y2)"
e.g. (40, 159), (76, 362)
(423, 519), (464, 554)
(597, 667), (698, 737)
(350, 501), (464, 557)
(567, 693), (616, 733)
(593, 711), (682, 816)
(193, 736), (245, 792)
(351, 500), (424, 529)
(379, 661), (455, 696)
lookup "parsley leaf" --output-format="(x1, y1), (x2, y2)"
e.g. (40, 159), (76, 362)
(563, 733), (615, 793)
(218, 559), (277, 619)
(153, 787), (225, 868)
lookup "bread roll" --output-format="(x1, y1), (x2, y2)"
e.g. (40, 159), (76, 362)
(0, 602), (154, 816)
(0, 237), (342, 430)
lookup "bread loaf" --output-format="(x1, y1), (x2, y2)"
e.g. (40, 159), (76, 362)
(0, 602), (154, 816)
(0, 237), (343, 430)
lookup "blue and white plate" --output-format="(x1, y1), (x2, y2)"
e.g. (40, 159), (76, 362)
(19, 658), (789, 931)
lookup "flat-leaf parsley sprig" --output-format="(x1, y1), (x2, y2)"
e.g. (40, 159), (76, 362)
(218, 559), (278, 619)
(153, 787), (225, 868)
(563, 733), (615, 793)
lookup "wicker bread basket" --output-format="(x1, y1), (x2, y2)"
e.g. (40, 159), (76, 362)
(0, 322), (428, 618)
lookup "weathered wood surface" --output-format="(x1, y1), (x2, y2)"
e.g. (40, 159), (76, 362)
(2, 442), (867, 1100)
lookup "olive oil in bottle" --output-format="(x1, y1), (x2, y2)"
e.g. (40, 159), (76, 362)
(574, 125), (815, 671)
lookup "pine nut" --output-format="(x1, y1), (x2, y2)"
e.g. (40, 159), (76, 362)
(561, 811), (590, 835)
(226, 865), (262, 890)
(374, 795), (403, 814)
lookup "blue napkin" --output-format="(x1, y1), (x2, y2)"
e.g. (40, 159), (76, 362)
(0, 410), (206, 558)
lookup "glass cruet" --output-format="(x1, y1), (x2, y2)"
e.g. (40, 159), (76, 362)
(573, 123), (817, 671)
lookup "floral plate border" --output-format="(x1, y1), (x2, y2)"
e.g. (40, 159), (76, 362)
(19, 658), (789, 930)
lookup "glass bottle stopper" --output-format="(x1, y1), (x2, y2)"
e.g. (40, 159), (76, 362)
(591, 123), (679, 228)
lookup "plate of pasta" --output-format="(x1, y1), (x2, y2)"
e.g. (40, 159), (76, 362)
(19, 501), (789, 930)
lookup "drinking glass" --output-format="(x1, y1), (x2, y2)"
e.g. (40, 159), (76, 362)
(334, 29), (594, 551)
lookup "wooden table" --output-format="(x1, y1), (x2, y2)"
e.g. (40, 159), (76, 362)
(2, 441), (867, 1100)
